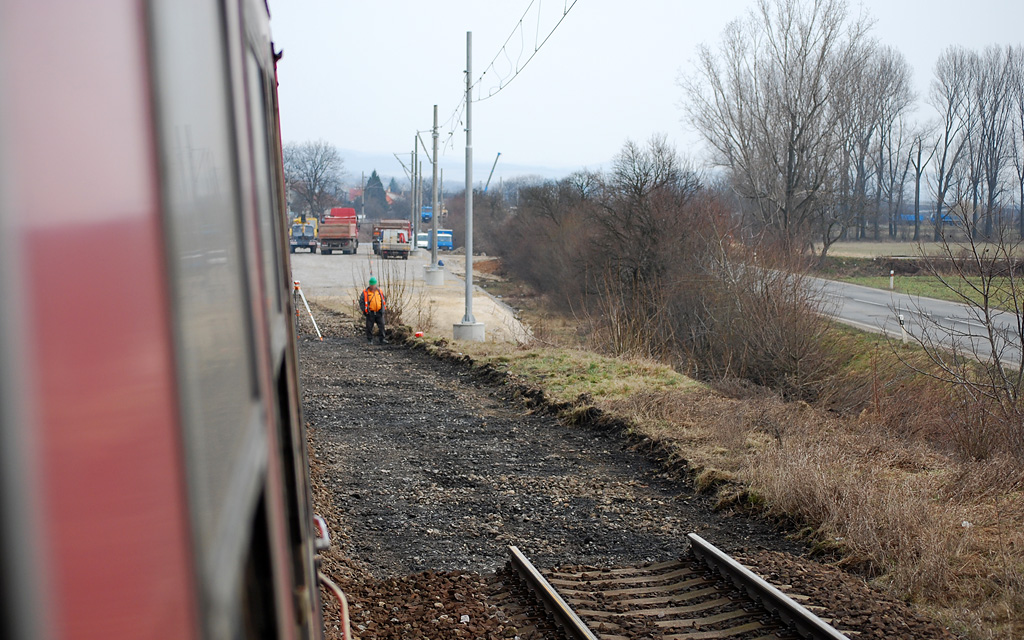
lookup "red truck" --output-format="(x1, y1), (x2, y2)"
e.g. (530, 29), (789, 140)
(320, 207), (359, 255)
(372, 219), (412, 255)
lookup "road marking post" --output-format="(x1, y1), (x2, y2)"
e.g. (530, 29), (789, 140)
(890, 269), (895, 290)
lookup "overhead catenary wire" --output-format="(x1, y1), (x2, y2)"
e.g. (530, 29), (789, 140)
(438, 0), (579, 154)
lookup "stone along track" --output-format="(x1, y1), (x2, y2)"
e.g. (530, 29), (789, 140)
(301, 331), (956, 640)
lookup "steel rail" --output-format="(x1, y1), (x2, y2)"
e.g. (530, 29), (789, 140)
(686, 533), (850, 640)
(508, 546), (599, 640)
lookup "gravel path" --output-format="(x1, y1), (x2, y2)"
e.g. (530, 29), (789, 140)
(302, 333), (802, 577)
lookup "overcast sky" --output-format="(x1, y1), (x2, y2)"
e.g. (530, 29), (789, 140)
(267, 0), (1024, 183)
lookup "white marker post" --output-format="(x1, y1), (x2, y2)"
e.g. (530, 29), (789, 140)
(293, 280), (323, 341)
(890, 269), (895, 290)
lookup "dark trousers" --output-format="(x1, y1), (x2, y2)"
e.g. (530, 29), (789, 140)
(365, 311), (385, 342)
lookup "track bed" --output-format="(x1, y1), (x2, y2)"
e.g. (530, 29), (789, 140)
(300, 333), (954, 639)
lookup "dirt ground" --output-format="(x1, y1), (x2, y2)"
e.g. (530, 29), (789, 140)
(300, 315), (954, 640)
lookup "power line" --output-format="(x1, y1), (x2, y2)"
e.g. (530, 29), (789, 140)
(476, 0), (579, 103)
(439, 0), (580, 154)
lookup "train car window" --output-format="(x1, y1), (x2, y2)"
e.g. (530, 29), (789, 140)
(246, 52), (284, 318)
(148, 0), (265, 629)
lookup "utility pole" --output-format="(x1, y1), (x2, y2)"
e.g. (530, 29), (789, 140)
(425, 105), (444, 285)
(412, 137), (419, 244)
(360, 171), (365, 222)
(431, 108), (439, 266)
(454, 31), (484, 341)
(418, 160), (423, 245)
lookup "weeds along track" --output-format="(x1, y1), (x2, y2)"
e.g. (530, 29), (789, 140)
(501, 537), (850, 640)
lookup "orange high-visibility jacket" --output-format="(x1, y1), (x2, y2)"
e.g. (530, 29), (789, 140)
(361, 288), (386, 313)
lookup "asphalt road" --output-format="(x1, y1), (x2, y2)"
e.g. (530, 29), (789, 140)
(811, 276), (1023, 366)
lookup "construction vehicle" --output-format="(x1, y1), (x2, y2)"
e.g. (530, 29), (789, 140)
(288, 216), (318, 253)
(372, 219), (412, 255)
(416, 229), (454, 251)
(319, 207), (359, 255)
(380, 228), (411, 260)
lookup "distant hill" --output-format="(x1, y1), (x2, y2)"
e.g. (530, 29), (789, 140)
(337, 148), (600, 190)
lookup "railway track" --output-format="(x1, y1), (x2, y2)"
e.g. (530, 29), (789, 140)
(502, 534), (850, 640)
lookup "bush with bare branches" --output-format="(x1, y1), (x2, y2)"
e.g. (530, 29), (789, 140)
(901, 211), (1024, 460)
(680, 247), (838, 400)
(497, 137), (840, 399)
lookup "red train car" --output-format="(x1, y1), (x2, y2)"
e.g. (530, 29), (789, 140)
(0, 1), (324, 638)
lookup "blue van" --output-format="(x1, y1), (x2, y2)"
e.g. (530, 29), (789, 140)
(436, 229), (454, 251)
(418, 229), (454, 251)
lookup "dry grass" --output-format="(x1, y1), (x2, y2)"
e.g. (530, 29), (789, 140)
(639, 394), (1024, 638)
(818, 240), (1015, 258)
(461, 345), (702, 404)
(410, 285), (438, 334)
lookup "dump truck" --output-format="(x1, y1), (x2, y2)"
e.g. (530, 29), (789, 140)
(319, 207), (359, 255)
(372, 219), (412, 255)
(379, 228), (411, 260)
(288, 217), (318, 253)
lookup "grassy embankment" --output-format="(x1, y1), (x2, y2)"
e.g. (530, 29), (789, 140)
(839, 275), (1021, 311)
(819, 241), (1023, 309)
(410, 257), (1024, 640)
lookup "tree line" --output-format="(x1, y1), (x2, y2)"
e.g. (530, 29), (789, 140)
(282, 139), (394, 221)
(682, 0), (1024, 257)
(489, 136), (831, 397)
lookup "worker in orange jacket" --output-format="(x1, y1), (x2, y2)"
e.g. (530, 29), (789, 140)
(359, 277), (387, 344)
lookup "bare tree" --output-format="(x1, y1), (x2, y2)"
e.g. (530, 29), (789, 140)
(977, 46), (1017, 239)
(908, 127), (936, 242)
(833, 42), (883, 242)
(586, 136), (703, 356)
(878, 113), (914, 239)
(283, 139), (345, 220)
(869, 47), (915, 239)
(593, 135), (700, 282)
(928, 47), (972, 241)
(1011, 46), (1024, 238)
(682, 0), (872, 256)
(961, 49), (985, 239)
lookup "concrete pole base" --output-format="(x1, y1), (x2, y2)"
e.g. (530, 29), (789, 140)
(453, 322), (485, 342)
(424, 265), (444, 286)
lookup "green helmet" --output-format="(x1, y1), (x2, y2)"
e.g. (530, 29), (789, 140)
(369, 277), (378, 286)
